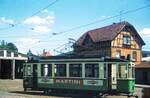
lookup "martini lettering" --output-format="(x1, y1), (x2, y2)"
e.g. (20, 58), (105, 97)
(55, 79), (82, 85)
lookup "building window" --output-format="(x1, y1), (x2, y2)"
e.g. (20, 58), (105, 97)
(132, 51), (137, 61)
(69, 64), (82, 77)
(127, 54), (131, 60)
(0, 50), (4, 57)
(7, 51), (11, 57)
(54, 64), (66, 77)
(14, 53), (18, 57)
(41, 64), (52, 76)
(123, 36), (131, 45)
(85, 64), (99, 78)
(116, 50), (121, 58)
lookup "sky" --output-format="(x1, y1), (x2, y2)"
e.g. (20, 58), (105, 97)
(0, 0), (150, 55)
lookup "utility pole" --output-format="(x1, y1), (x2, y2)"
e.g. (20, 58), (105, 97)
(119, 10), (123, 22)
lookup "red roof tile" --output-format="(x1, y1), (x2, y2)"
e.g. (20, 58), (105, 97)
(75, 21), (145, 46)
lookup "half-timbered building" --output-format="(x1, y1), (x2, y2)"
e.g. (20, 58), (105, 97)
(73, 21), (145, 64)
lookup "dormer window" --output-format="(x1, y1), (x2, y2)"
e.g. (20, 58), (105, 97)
(123, 36), (131, 45)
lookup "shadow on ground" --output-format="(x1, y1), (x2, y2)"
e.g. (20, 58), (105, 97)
(10, 91), (101, 98)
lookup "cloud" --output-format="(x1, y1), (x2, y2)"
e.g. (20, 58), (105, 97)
(0, 17), (14, 25)
(139, 28), (150, 37)
(101, 15), (112, 18)
(23, 13), (55, 34)
(42, 9), (49, 13)
(32, 26), (51, 33)
(24, 16), (54, 26)
(16, 37), (41, 53)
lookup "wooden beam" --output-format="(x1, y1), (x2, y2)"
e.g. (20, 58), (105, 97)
(11, 60), (15, 80)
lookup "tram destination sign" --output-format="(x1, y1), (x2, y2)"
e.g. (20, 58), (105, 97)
(54, 78), (83, 85)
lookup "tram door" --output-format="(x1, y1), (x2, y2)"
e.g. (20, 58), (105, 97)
(111, 64), (117, 90)
(32, 64), (38, 89)
(108, 64), (117, 90)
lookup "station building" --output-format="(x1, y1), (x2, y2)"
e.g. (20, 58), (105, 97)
(0, 48), (27, 79)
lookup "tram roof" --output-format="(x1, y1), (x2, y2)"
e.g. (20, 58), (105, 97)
(38, 56), (129, 62)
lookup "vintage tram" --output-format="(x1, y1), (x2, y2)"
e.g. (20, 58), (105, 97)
(23, 56), (135, 96)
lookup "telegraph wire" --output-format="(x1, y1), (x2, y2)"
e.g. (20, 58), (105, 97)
(28, 0), (59, 18)
(11, 4), (150, 54)
(0, 4), (149, 39)
(52, 4), (150, 35)
(0, 0), (59, 31)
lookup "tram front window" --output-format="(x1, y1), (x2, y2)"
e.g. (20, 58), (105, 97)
(26, 65), (32, 76)
(85, 64), (99, 78)
(55, 64), (66, 77)
(41, 64), (52, 76)
(69, 64), (82, 77)
(119, 64), (127, 78)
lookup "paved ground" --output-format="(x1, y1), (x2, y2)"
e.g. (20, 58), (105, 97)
(0, 79), (130, 98)
(0, 79), (65, 98)
(0, 91), (26, 98)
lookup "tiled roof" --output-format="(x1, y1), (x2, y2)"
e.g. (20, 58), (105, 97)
(75, 21), (145, 46)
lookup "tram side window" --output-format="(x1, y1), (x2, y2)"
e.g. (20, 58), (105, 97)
(69, 64), (82, 77)
(55, 64), (66, 77)
(85, 64), (99, 78)
(119, 64), (127, 78)
(41, 64), (52, 76)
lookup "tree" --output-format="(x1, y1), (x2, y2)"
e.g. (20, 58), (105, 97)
(7, 43), (18, 52)
(1, 40), (6, 46)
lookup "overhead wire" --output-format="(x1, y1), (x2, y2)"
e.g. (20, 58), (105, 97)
(52, 4), (150, 35)
(11, 4), (150, 54)
(0, 0), (59, 31)
(0, 3), (149, 44)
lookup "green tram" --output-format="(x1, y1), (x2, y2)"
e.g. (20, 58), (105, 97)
(23, 56), (135, 96)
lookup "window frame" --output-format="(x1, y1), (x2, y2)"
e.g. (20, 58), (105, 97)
(116, 50), (121, 58)
(25, 65), (32, 76)
(14, 53), (18, 57)
(123, 35), (131, 46)
(85, 63), (99, 78)
(7, 51), (11, 57)
(118, 64), (128, 79)
(54, 64), (66, 77)
(128, 65), (135, 79)
(0, 50), (4, 57)
(69, 63), (82, 77)
(132, 51), (137, 61)
(41, 64), (52, 77)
